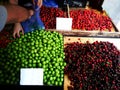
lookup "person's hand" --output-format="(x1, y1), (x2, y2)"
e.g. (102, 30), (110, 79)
(13, 23), (24, 38)
(32, 0), (43, 8)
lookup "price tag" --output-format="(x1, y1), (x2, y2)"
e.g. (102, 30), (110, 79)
(20, 68), (43, 85)
(56, 17), (72, 31)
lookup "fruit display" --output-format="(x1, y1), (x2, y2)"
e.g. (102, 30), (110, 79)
(64, 39), (120, 90)
(0, 29), (66, 86)
(40, 6), (114, 31)
(0, 3), (119, 89)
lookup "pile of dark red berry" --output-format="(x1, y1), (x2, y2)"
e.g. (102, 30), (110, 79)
(64, 41), (120, 90)
(0, 25), (13, 48)
(40, 6), (113, 31)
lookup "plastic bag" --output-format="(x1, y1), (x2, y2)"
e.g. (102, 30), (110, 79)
(43, 0), (58, 8)
(21, 0), (45, 33)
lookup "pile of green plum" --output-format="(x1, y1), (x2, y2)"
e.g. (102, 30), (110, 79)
(0, 30), (66, 86)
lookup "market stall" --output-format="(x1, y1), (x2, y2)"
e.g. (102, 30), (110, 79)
(0, 0), (120, 90)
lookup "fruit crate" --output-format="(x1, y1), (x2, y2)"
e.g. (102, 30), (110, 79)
(63, 36), (120, 90)
(47, 29), (120, 37)
(62, 0), (118, 32)
(40, 5), (118, 32)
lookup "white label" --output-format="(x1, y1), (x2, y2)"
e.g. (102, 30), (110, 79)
(20, 68), (43, 85)
(56, 17), (72, 31)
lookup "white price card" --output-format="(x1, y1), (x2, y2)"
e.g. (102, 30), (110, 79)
(56, 17), (72, 31)
(20, 68), (43, 85)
